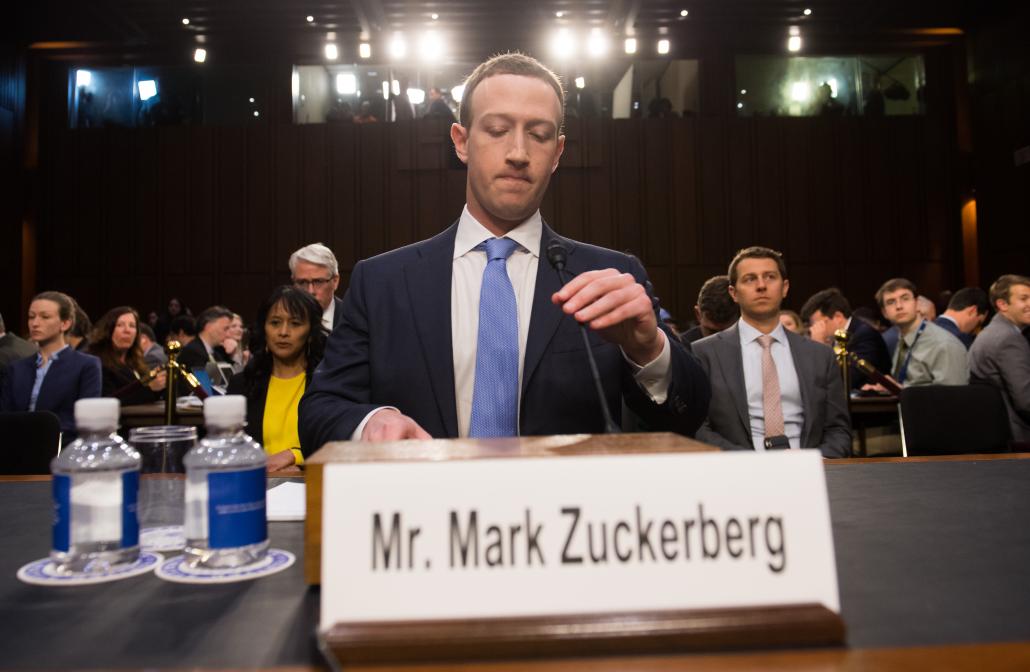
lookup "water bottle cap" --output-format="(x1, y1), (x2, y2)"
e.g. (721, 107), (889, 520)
(204, 395), (247, 426)
(74, 398), (120, 431)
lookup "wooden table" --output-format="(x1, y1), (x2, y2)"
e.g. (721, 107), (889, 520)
(120, 402), (203, 428)
(848, 395), (899, 457)
(1, 454), (1028, 670)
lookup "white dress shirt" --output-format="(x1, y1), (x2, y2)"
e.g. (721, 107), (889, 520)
(321, 299), (335, 332)
(354, 206), (672, 439)
(738, 319), (803, 451)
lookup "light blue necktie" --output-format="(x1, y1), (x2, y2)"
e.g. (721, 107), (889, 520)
(469, 237), (520, 438)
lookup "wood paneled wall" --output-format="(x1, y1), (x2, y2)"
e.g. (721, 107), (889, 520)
(36, 111), (961, 327)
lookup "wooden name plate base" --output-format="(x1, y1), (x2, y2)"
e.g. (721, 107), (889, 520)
(304, 432), (715, 585)
(320, 604), (845, 665)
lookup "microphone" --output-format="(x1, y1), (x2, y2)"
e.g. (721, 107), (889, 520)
(546, 241), (621, 434)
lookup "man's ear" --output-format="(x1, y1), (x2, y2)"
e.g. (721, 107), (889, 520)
(728, 284), (739, 305)
(450, 123), (470, 165)
(782, 278), (790, 299)
(694, 305), (702, 322)
(551, 134), (566, 174)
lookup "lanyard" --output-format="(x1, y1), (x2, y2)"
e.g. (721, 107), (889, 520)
(896, 320), (927, 384)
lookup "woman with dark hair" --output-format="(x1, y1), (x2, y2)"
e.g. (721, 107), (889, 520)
(89, 306), (167, 405)
(0, 291), (102, 438)
(227, 286), (327, 472)
(66, 301), (92, 352)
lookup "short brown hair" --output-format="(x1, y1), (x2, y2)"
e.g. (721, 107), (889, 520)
(875, 278), (917, 308)
(989, 274), (1030, 309)
(727, 247), (787, 285)
(459, 52), (565, 130)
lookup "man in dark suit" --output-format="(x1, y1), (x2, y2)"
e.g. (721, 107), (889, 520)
(969, 275), (1030, 443)
(0, 312), (37, 371)
(289, 243), (345, 332)
(693, 248), (851, 458)
(679, 275), (737, 348)
(934, 287), (989, 349)
(299, 53), (710, 449)
(177, 305), (234, 373)
(800, 287), (891, 389)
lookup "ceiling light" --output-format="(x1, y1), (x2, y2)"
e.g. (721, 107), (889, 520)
(389, 33), (407, 59)
(193, 48), (207, 63)
(137, 79), (157, 101)
(253, 110), (260, 117)
(787, 35), (802, 52)
(624, 37), (637, 54)
(407, 88), (425, 105)
(803, 8), (812, 16)
(336, 73), (357, 95)
(657, 39), (670, 55)
(419, 31), (443, 61)
(574, 76), (585, 89)
(555, 11), (564, 18)
(430, 13), (439, 20)
(306, 15), (314, 22)
(359, 42), (371, 59)
(737, 102), (744, 109)
(680, 9), (689, 17)
(451, 84), (465, 102)
(181, 18), (190, 25)
(551, 28), (575, 59)
(790, 81), (811, 102)
(740, 89), (747, 95)
(325, 42), (338, 60)
(76, 70), (92, 87)
(249, 97), (255, 103)
(586, 28), (608, 57)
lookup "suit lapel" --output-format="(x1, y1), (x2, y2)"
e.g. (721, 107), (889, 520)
(405, 223), (459, 437)
(35, 354), (66, 411)
(715, 325), (751, 437)
(786, 331), (815, 446)
(522, 222), (568, 397)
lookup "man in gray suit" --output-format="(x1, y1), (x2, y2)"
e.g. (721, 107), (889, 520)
(692, 247), (852, 458)
(969, 274), (1030, 442)
(0, 311), (38, 370)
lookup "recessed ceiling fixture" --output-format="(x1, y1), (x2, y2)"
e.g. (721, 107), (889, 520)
(306, 15), (314, 23)
(680, 9), (688, 17)
(181, 18), (190, 25)
(803, 8), (812, 16)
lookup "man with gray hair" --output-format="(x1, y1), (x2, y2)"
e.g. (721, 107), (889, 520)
(289, 243), (343, 331)
(0, 311), (38, 370)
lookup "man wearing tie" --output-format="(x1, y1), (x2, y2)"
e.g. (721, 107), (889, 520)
(299, 53), (709, 449)
(692, 247), (851, 458)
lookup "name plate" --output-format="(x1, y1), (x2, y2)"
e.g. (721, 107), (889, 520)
(320, 450), (839, 628)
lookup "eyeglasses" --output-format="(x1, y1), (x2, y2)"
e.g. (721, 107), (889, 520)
(293, 276), (334, 290)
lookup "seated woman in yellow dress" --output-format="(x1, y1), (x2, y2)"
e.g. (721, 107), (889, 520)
(228, 286), (327, 472)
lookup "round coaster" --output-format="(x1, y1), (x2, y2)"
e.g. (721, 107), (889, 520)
(155, 548), (294, 584)
(141, 526), (185, 552)
(17, 552), (163, 587)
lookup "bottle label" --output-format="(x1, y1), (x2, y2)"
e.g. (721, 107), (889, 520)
(122, 470), (139, 548)
(207, 467), (267, 549)
(53, 475), (72, 552)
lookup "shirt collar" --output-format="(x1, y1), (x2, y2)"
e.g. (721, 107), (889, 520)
(939, 314), (959, 328)
(737, 318), (788, 346)
(36, 344), (69, 367)
(901, 319), (926, 345)
(454, 205), (542, 260)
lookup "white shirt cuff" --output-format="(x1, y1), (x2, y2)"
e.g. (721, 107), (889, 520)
(621, 331), (672, 404)
(351, 406), (399, 440)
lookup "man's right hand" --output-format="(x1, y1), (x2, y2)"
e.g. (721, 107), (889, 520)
(361, 408), (432, 442)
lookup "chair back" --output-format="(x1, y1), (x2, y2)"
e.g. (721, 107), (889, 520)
(0, 411), (62, 475)
(899, 385), (1011, 456)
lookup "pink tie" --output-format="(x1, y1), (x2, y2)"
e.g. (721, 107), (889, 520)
(758, 335), (785, 438)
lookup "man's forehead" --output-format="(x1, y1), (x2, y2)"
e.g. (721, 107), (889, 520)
(885, 289), (913, 300)
(737, 257), (780, 273)
(470, 74), (562, 123)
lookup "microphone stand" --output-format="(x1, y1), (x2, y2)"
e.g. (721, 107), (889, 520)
(547, 242), (621, 434)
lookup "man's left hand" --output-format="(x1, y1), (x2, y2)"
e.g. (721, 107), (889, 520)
(552, 268), (665, 366)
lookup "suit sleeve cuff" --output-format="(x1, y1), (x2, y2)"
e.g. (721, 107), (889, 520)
(352, 406), (400, 440)
(621, 331), (671, 404)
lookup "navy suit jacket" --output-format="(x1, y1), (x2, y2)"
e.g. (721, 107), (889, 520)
(847, 318), (891, 388)
(331, 295), (345, 331)
(0, 349), (102, 434)
(934, 316), (974, 349)
(299, 221), (710, 451)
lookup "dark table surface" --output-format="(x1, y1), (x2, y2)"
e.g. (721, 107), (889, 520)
(2, 458), (1029, 669)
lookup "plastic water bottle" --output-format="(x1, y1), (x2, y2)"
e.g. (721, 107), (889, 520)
(50, 398), (141, 573)
(183, 395), (268, 568)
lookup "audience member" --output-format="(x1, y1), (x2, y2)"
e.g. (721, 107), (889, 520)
(875, 278), (967, 387)
(680, 275), (737, 346)
(89, 307), (168, 405)
(138, 323), (168, 369)
(852, 306), (887, 332)
(215, 312), (247, 373)
(969, 275), (1030, 442)
(155, 297), (190, 344)
(354, 101), (378, 123)
(66, 301), (92, 352)
(0, 292), (102, 438)
(425, 87), (456, 121)
(692, 247), (851, 457)
(0, 311), (37, 370)
(801, 287), (891, 389)
(289, 243), (344, 331)
(228, 287), (327, 471)
(917, 295), (937, 321)
(166, 315), (196, 347)
(935, 287), (989, 349)
(177, 305), (234, 372)
(778, 310), (804, 335)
